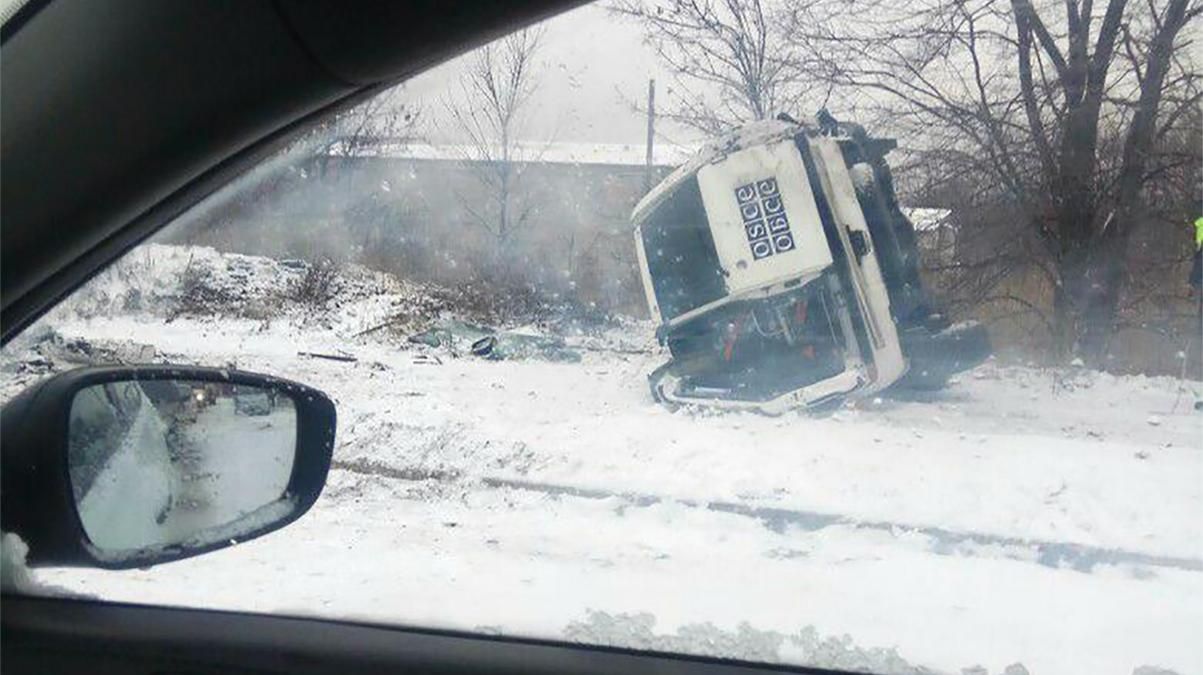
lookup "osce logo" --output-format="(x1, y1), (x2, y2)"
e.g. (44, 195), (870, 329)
(735, 177), (795, 261)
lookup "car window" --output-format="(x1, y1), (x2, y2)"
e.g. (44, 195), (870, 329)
(3, 2), (1201, 674)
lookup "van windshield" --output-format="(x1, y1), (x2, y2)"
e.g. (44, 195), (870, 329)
(639, 177), (728, 321)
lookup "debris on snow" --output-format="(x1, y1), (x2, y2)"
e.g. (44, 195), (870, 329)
(409, 318), (582, 363)
(298, 351), (359, 363)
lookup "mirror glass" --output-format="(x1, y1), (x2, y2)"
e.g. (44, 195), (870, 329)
(67, 379), (297, 554)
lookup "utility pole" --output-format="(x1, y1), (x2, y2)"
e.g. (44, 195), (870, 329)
(644, 78), (655, 192)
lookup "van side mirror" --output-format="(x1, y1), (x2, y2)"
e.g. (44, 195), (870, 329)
(1, 366), (335, 569)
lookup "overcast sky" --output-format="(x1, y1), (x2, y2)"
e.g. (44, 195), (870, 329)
(403, 3), (697, 148)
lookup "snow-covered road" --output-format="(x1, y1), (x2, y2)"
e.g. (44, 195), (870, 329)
(19, 311), (1202, 675)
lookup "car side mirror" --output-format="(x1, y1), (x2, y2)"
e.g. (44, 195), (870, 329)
(1, 366), (335, 570)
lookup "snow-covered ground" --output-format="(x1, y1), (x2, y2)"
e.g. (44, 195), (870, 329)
(3, 245), (1201, 675)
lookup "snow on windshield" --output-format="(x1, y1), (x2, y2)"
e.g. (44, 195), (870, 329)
(2, 2), (1201, 674)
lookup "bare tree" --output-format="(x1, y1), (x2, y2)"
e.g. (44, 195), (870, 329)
(445, 28), (545, 249)
(787, 0), (1201, 364)
(313, 88), (423, 178)
(612, 0), (810, 135)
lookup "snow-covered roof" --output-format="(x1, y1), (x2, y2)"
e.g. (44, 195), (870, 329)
(903, 207), (953, 232)
(329, 139), (697, 168)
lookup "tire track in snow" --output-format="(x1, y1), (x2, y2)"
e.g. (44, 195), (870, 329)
(480, 476), (1203, 573)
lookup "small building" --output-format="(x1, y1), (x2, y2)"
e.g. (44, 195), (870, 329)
(904, 207), (956, 267)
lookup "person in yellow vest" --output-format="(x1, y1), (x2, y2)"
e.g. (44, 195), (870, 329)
(1192, 216), (1202, 291)
(1193, 217), (1202, 411)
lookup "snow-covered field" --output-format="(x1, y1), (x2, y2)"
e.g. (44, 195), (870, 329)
(3, 245), (1201, 675)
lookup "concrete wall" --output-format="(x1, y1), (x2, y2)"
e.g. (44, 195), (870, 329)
(178, 154), (674, 318)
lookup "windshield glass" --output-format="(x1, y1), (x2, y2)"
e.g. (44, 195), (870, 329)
(3, 2), (1201, 674)
(640, 176), (729, 320)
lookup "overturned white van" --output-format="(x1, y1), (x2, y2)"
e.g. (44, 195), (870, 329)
(633, 117), (989, 414)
